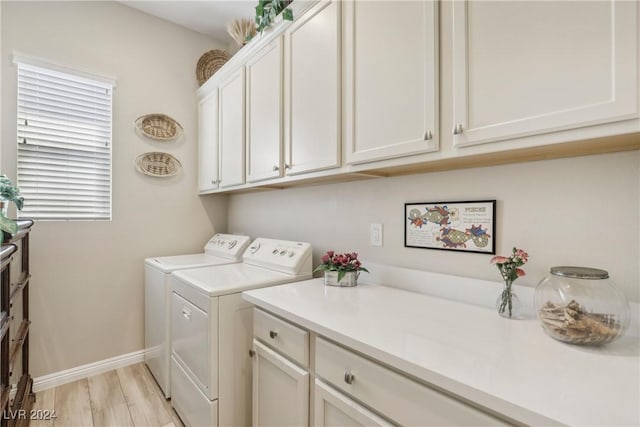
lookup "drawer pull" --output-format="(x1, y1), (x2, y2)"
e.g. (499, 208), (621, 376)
(182, 307), (192, 321)
(269, 330), (278, 339)
(344, 371), (355, 385)
(249, 349), (255, 358)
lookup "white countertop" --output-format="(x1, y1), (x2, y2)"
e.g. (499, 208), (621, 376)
(243, 279), (640, 426)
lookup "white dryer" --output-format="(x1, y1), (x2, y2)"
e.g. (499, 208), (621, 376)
(169, 238), (312, 427)
(144, 233), (251, 398)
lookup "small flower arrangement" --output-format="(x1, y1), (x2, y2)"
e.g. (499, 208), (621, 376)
(314, 250), (369, 283)
(490, 247), (529, 318)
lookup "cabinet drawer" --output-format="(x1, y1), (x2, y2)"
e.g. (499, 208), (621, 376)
(254, 308), (309, 367)
(315, 338), (507, 426)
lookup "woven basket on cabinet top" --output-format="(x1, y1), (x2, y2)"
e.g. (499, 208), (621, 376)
(135, 152), (182, 177)
(134, 114), (183, 141)
(196, 49), (231, 86)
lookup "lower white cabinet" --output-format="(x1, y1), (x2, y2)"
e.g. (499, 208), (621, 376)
(315, 337), (507, 426)
(252, 339), (309, 426)
(252, 308), (509, 427)
(314, 380), (392, 427)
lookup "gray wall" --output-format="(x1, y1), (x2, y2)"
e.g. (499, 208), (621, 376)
(1, 1), (228, 377)
(229, 151), (640, 302)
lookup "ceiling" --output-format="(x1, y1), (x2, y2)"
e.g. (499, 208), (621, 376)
(119, 1), (256, 43)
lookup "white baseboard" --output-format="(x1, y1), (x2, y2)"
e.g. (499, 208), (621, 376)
(33, 350), (145, 392)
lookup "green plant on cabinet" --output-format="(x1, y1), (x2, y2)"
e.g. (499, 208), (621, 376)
(250, 0), (294, 42)
(0, 174), (24, 239)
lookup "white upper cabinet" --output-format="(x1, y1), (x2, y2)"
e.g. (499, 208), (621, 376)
(246, 38), (284, 183)
(284, 0), (341, 175)
(344, 0), (439, 164)
(198, 89), (219, 192)
(452, 1), (639, 147)
(219, 67), (246, 188)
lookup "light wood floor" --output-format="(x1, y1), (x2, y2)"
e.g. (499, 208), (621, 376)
(30, 363), (184, 427)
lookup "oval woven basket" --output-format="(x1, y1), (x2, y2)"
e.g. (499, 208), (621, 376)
(196, 49), (231, 86)
(135, 152), (182, 177)
(134, 114), (183, 141)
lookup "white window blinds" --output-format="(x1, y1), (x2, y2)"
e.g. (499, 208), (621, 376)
(16, 62), (113, 220)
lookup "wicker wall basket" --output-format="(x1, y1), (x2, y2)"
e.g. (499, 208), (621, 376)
(135, 152), (182, 177)
(134, 114), (183, 141)
(196, 49), (231, 86)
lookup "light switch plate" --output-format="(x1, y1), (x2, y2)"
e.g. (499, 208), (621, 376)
(370, 223), (383, 246)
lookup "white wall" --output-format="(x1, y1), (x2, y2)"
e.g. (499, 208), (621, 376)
(228, 151), (640, 302)
(1, 1), (228, 377)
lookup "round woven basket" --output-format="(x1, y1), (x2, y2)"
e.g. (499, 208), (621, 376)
(196, 49), (231, 86)
(135, 152), (182, 177)
(134, 114), (183, 141)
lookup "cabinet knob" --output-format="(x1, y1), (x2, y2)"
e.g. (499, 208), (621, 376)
(424, 130), (433, 141)
(269, 330), (278, 339)
(211, 179), (219, 185)
(453, 124), (464, 135)
(249, 349), (255, 358)
(273, 165), (280, 172)
(344, 371), (355, 385)
(284, 163), (291, 170)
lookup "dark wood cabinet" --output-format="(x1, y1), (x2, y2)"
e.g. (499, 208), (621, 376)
(1, 220), (34, 427)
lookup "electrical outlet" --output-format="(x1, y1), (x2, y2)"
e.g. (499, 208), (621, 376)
(370, 223), (383, 246)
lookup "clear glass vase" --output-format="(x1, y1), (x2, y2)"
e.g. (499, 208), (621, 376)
(496, 281), (522, 319)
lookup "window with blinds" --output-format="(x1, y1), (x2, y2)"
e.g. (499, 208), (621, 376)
(16, 61), (113, 220)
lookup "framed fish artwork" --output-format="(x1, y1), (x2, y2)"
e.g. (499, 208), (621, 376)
(404, 200), (496, 254)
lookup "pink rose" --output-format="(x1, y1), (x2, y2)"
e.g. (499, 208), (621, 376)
(350, 252), (358, 260)
(321, 254), (330, 263)
(327, 250), (335, 258)
(515, 249), (529, 262)
(516, 268), (526, 277)
(490, 256), (509, 264)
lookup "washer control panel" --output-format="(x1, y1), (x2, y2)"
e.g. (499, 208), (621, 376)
(204, 234), (251, 259)
(244, 238), (312, 275)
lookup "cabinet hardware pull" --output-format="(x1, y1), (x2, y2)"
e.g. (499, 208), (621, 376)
(273, 165), (280, 171)
(424, 130), (433, 140)
(453, 124), (464, 135)
(249, 349), (255, 358)
(182, 307), (192, 320)
(344, 372), (355, 385)
(269, 330), (278, 339)
(284, 163), (291, 169)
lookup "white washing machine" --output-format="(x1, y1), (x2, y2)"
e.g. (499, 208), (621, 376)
(144, 233), (251, 398)
(169, 238), (312, 427)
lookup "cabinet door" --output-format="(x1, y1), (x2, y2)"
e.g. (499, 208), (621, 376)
(198, 89), (219, 192)
(343, 1), (438, 164)
(246, 38), (283, 183)
(452, 1), (639, 147)
(252, 339), (309, 427)
(219, 67), (246, 188)
(284, 0), (341, 175)
(314, 380), (392, 427)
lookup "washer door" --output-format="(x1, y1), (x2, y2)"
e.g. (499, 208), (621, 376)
(171, 291), (218, 398)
